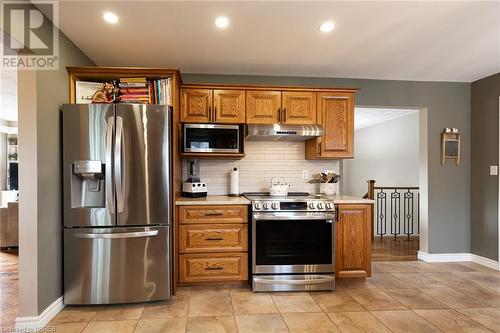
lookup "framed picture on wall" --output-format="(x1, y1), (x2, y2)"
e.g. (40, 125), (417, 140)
(441, 129), (461, 166)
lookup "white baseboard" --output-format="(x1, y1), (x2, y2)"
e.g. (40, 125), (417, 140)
(418, 251), (499, 270)
(15, 296), (65, 330)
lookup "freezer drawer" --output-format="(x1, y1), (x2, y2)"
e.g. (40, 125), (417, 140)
(64, 226), (170, 304)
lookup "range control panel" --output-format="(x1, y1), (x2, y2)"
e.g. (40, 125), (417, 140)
(252, 200), (334, 212)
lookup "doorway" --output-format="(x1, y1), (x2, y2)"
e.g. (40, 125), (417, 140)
(0, 69), (19, 329)
(343, 107), (425, 261)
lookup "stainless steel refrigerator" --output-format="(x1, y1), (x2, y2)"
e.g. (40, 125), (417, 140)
(62, 104), (172, 305)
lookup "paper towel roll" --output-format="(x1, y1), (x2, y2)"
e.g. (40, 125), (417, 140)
(230, 167), (239, 195)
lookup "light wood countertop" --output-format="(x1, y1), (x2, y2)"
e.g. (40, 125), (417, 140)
(175, 194), (372, 206)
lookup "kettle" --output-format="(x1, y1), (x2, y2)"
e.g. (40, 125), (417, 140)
(269, 177), (290, 197)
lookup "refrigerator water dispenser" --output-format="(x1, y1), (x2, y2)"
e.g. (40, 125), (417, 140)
(71, 160), (105, 208)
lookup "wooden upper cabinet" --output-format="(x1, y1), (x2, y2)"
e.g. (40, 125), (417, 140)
(281, 92), (316, 124)
(335, 204), (372, 278)
(181, 89), (212, 123)
(246, 90), (281, 124)
(306, 92), (355, 159)
(213, 90), (245, 124)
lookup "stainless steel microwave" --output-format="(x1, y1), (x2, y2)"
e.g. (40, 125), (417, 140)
(182, 124), (241, 153)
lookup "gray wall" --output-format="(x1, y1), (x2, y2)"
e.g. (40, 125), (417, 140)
(344, 112), (420, 197)
(35, 33), (94, 312)
(471, 73), (500, 261)
(183, 74), (471, 254)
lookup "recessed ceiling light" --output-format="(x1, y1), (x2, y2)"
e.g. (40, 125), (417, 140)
(215, 16), (229, 29)
(320, 21), (335, 33)
(103, 12), (119, 24)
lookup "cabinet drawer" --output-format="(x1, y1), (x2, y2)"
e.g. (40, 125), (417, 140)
(179, 253), (248, 282)
(179, 224), (248, 253)
(179, 205), (248, 224)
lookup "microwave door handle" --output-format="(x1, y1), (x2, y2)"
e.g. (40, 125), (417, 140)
(105, 117), (114, 212)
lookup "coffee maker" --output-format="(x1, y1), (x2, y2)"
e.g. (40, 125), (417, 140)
(182, 159), (207, 198)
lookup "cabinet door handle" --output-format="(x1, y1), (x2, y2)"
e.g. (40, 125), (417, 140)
(283, 108), (287, 123)
(214, 106), (217, 122)
(318, 143), (322, 155)
(205, 212), (223, 216)
(205, 237), (224, 241)
(277, 107), (281, 123)
(208, 106), (212, 122)
(205, 266), (224, 270)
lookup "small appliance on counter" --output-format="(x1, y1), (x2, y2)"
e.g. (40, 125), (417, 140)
(182, 159), (207, 198)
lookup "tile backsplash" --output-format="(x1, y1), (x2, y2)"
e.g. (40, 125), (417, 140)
(182, 141), (340, 195)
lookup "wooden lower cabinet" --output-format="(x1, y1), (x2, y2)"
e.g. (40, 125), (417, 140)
(335, 204), (372, 278)
(177, 204), (249, 284)
(179, 253), (248, 283)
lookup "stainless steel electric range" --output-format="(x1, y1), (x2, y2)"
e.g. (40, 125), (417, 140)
(244, 192), (336, 292)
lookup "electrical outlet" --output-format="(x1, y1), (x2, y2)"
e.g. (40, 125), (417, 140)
(490, 165), (498, 176)
(302, 170), (309, 179)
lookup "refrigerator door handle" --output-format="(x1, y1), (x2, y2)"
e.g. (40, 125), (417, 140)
(105, 117), (115, 212)
(73, 230), (159, 239)
(115, 116), (125, 213)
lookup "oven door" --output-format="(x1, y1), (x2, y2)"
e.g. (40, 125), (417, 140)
(183, 124), (240, 153)
(252, 212), (335, 274)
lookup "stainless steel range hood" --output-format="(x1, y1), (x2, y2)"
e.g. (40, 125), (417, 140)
(246, 124), (324, 141)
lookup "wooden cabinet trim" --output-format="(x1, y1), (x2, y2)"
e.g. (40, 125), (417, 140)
(335, 204), (372, 278)
(178, 205), (248, 224)
(181, 83), (358, 94)
(180, 88), (212, 123)
(213, 89), (246, 123)
(179, 253), (248, 282)
(179, 223), (248, 253)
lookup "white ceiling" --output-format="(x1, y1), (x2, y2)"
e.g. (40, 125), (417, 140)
(50, 1), (500, 82)
(354, 107), (417, 130)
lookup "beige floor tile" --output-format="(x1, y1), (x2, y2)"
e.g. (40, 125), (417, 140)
(189, 293), (233, 317)
(271, 291), (311, 296)
(176, 287), (191, 296)
(235, 314), (288, 333)
(373, 262), (414, 273)
(92, 304), (144, 321)
(371, 310), (440, 333)
(391, 273), (447, 289)
(328, 311), (392, 333)
(422, 272), (478, 289)
(457, 308), (500, 332)
(49, 322), (88, 333)
(336, 278), (377, 290)
(425, 262), (476, 273)
(231, 292), (278, 315)
(404, 261), (442, 273)
(282, 312), (339, 333)
(346, 289), (406, 311)
(311, 290), (366, 312)
(455, 271), (500, 288)
(415, 309), (492, 333)
(51, 307), (98, 323)
(186, 315), (237, 333)
(134, 318), (186, 333)
(272, 295), (322, 313)
(383, 289), (448, 310)
(458, 286), (500, 307)
(82, 320), (137, 333)
(190, 285), (230, 295)
(459, 261), (500, 272)
(141, 296), (189, 319)
(367, 274), (412, 289)
(420, 288), (488, 309)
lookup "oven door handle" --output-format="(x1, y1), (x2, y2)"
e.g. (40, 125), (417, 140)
(253, 213), (335, 221)
(253, 275), (335, 285)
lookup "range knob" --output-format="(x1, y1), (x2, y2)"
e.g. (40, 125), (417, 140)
(317, 202), (324, 210)
(308, 202), (315, 209)
(326, 202), (333, 210)
(254, 202), (261, 210)
(263, 202), (270, 210)
(272, 202), (279, 210)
